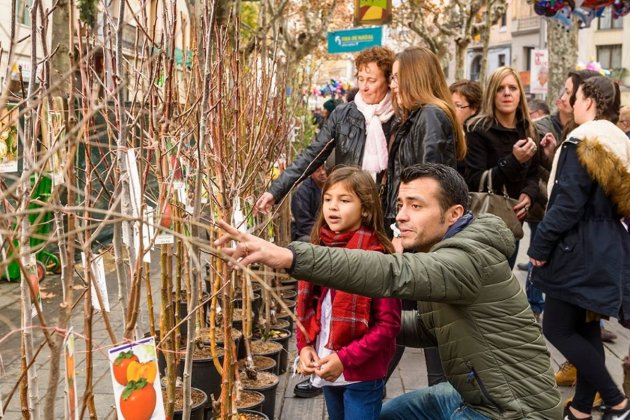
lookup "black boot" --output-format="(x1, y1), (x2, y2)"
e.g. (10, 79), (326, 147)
(294, 379), (322, 398)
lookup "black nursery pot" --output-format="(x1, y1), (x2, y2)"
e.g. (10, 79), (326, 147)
(268, 328), (292, 374)
(177, 347), (225, 410)
(235, 390), (266, 414)
(171, 387), (208, 420)
(251, 340), (283, 375)
(240, 371), (279, 420)
(237, 409), (270, 420)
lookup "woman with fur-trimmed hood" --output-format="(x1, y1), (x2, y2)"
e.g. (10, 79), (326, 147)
(528, 76), (630, 420)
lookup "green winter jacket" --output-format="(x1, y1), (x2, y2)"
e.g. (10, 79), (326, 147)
(289, 214), (562, 419)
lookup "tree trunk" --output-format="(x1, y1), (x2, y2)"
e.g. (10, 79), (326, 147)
(455, 41), (469, 81)
(547, 20), (578, 109)
(50, 0), (71, 96)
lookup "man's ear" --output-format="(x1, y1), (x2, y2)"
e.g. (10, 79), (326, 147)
(446, 204), (465, 226)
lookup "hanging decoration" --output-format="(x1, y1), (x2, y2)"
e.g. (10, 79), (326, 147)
(529, 0), (630, 30)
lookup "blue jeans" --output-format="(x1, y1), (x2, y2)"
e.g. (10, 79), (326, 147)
(323, 379), (384, 420)
(525, 222), (544, 315)
(379, 382), (489, 420)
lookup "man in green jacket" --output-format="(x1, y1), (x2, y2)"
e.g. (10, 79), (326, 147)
(216, 163), (562, 419)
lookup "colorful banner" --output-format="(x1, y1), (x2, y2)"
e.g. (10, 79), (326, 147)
(354, 0), (392, 25)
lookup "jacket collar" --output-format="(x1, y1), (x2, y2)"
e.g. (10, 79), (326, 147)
(550, 119), (630, 217)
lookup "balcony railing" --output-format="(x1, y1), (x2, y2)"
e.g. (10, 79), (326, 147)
(513, 16), (542, 33)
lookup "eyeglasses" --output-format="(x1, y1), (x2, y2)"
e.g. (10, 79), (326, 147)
(454, 104), (470, 110)
(389, 74), (398, 84)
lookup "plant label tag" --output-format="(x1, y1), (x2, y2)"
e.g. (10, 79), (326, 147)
(108, 337), (165, 420)
(82, 253), (110, 312)
(126, 149), (142, 218)
(63, 328), (78, 420)
(155, 234), (174, 245)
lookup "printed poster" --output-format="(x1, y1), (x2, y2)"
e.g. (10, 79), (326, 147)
(530, 49), (549, 95)
(0, 104), (20, 173)
(108, 337), (165, 420)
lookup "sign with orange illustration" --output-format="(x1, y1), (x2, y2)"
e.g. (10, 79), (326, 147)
(109, 337), (164, 420)
(354, 0), (392, 26)
(63, 329), (78, 420)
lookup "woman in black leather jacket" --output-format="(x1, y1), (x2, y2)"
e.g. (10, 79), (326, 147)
(255, 46), (396, 213)
(383, 46), (465, 390)
(383, 47), (465, 235)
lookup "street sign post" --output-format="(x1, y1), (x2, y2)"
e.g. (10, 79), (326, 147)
(327, 27), (383, 54)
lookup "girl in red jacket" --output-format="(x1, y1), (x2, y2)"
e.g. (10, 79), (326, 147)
(296, 166), (401, 420)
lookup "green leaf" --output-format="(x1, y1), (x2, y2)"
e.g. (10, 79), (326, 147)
(114, 350), (135, 366)
(121, 378), (148, 400)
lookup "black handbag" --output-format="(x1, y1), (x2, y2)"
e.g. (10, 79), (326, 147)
(469, 170), (524, 240)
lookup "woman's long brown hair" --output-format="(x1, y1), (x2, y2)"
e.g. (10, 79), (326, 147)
(392, 46), (466, 161)
(310, 166), (395, 254)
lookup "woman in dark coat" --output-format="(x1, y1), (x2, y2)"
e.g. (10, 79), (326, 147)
(464, 66), (541, 268)
(528, 76), (630, 419)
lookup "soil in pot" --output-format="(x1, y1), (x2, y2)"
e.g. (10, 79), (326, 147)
(177, 346), (224, 403)
(233, 293), (262, 328)
(235, 389), (265, 413)
(239, 371), (279, 420)
(237, 355), (277, 374)
(279, 289), (297, 301)
(237, 409), (269, 420)
(200, 327), (243, 358)
(163, 386), (207, 420)
(250, 340), (283, 375)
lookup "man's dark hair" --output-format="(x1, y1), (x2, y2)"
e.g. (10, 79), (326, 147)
(527, 98), (550, 116)
(400, 163), (470, 213)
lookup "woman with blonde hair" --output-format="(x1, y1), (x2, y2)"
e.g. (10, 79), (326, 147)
(464, 66), (541, 268)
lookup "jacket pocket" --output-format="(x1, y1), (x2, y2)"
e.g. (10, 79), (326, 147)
(466, 362), (504, 414)
(558, 229), (578, 253)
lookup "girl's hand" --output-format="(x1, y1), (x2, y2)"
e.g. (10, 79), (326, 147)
(513, 193), (532, 220)
(314, 353), (343, 382)
(299, 346), (320, 375)
(214, 220), (294, 269)
(530, 257), (546, 267)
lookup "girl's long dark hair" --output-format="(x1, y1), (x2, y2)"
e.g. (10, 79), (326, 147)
(310, 166), (395, 254)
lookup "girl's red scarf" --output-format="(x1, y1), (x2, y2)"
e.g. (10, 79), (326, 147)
(297, 226), (385, 350)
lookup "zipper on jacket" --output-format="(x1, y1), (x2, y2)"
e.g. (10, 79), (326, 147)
(465, 362), (504, 414)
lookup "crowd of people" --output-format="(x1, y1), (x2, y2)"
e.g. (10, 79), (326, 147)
(243, 45), (630, 419)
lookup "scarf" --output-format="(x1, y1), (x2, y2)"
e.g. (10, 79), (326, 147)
(354, 91), (395, 175)
(297, 226), (385, 350)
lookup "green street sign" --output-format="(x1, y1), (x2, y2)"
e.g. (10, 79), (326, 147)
(327, 27), (382, 54)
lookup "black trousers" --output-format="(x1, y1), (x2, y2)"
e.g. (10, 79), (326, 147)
(543, 296), (625, 413)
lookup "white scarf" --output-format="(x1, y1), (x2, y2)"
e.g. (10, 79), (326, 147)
(354, 91), (394, 175)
